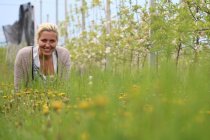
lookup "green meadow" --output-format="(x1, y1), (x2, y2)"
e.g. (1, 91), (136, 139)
(1, 1), (210, 139)
(1, 47), (210, 140)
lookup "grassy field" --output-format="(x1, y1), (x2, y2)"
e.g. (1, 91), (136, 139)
(1, 47), (210, 140)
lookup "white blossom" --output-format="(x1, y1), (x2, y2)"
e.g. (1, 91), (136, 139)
(105, 47), (111, 54)
(89, 75), (93, 80)
(101, 58), (107, 64)
(88, 81), (93, 85)
(195, 13), (200, 18)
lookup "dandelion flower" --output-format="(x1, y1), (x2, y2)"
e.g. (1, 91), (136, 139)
(58, 93), (65, 97)
(51, 101), (63, 112)
(143, 104), (154, 113)
(81, 131), (89, 140)
(42, 104), (49, 115)
(94, 95), (109, 107)
(78, 100), (91, 110)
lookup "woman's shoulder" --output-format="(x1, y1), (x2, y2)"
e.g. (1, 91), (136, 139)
(15, 46), (32, 64)
(17, 46), (32, 55)
(56, 46), (69, 52)
(56, 46), (70, 56)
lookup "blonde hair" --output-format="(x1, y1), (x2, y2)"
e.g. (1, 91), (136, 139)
(36, 23), (58, 44)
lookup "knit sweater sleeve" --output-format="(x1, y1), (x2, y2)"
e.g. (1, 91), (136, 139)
(57, 46), (71, 80)
(14, 47), (31, 92)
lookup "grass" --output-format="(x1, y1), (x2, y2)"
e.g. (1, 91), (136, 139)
(1, 47), (210, 140)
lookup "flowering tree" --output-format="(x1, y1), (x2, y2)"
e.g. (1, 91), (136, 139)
(59, 0), (210, 71)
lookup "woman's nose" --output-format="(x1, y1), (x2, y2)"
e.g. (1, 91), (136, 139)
(45, 41), (51, 46)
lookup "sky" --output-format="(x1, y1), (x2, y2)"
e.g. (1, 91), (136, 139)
(0, 0), (67, 43)
(0, 0), (179, 43)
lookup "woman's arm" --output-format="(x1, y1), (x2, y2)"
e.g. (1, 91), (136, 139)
(63, 49), (71, 80)
(14, 49), (24, 92)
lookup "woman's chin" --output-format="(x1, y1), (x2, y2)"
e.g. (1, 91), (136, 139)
(43, 52), (52, 56)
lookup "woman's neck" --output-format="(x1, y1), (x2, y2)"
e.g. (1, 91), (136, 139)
(39, 54), (54, 75)
(39, 54), (52, 61)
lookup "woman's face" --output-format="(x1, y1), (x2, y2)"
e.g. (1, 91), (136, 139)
(38, 31), (58, 57)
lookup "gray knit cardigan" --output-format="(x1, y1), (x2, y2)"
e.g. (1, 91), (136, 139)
(14, 46), (71, 91)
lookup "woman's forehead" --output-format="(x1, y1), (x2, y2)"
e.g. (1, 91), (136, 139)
(39, 31), (58, 38)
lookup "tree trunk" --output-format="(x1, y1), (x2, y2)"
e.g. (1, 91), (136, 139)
(81, 0), (86, 31)
(106, 0), (111, 34)
(149, 0), (157, 70)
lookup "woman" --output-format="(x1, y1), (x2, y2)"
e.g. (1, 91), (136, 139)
(14, 23), (70, 91)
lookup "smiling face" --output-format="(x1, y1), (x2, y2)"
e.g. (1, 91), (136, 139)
(38, 31), (58, 57)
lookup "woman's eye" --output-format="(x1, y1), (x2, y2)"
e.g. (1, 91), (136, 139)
(50, 40), (56, 43)
(40, 39), (56, 44)
(41, 39), (47, 43)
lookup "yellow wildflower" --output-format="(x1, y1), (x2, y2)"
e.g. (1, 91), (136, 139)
(173, 99), (186, 105)
(47, 90), (54, 97)
(58, 92), (65, 97)
(78, 100), (91, 110)
(118, 93), (128, 100)
(81, 131), (89, 140)
(94, 95), (109, 107)
(206, 111), (210, 115)
(42, 104), (49, 115)
(131, 84), (140, 93)
(34, 89), (39, 93)
(194, 114), (205, 124)
(15, 93), (23, 96)
(24, 90), (31, 94)
(2, 95), (7, 99)
(143, 104), (154, 113)
(51, 101), (63, 112)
